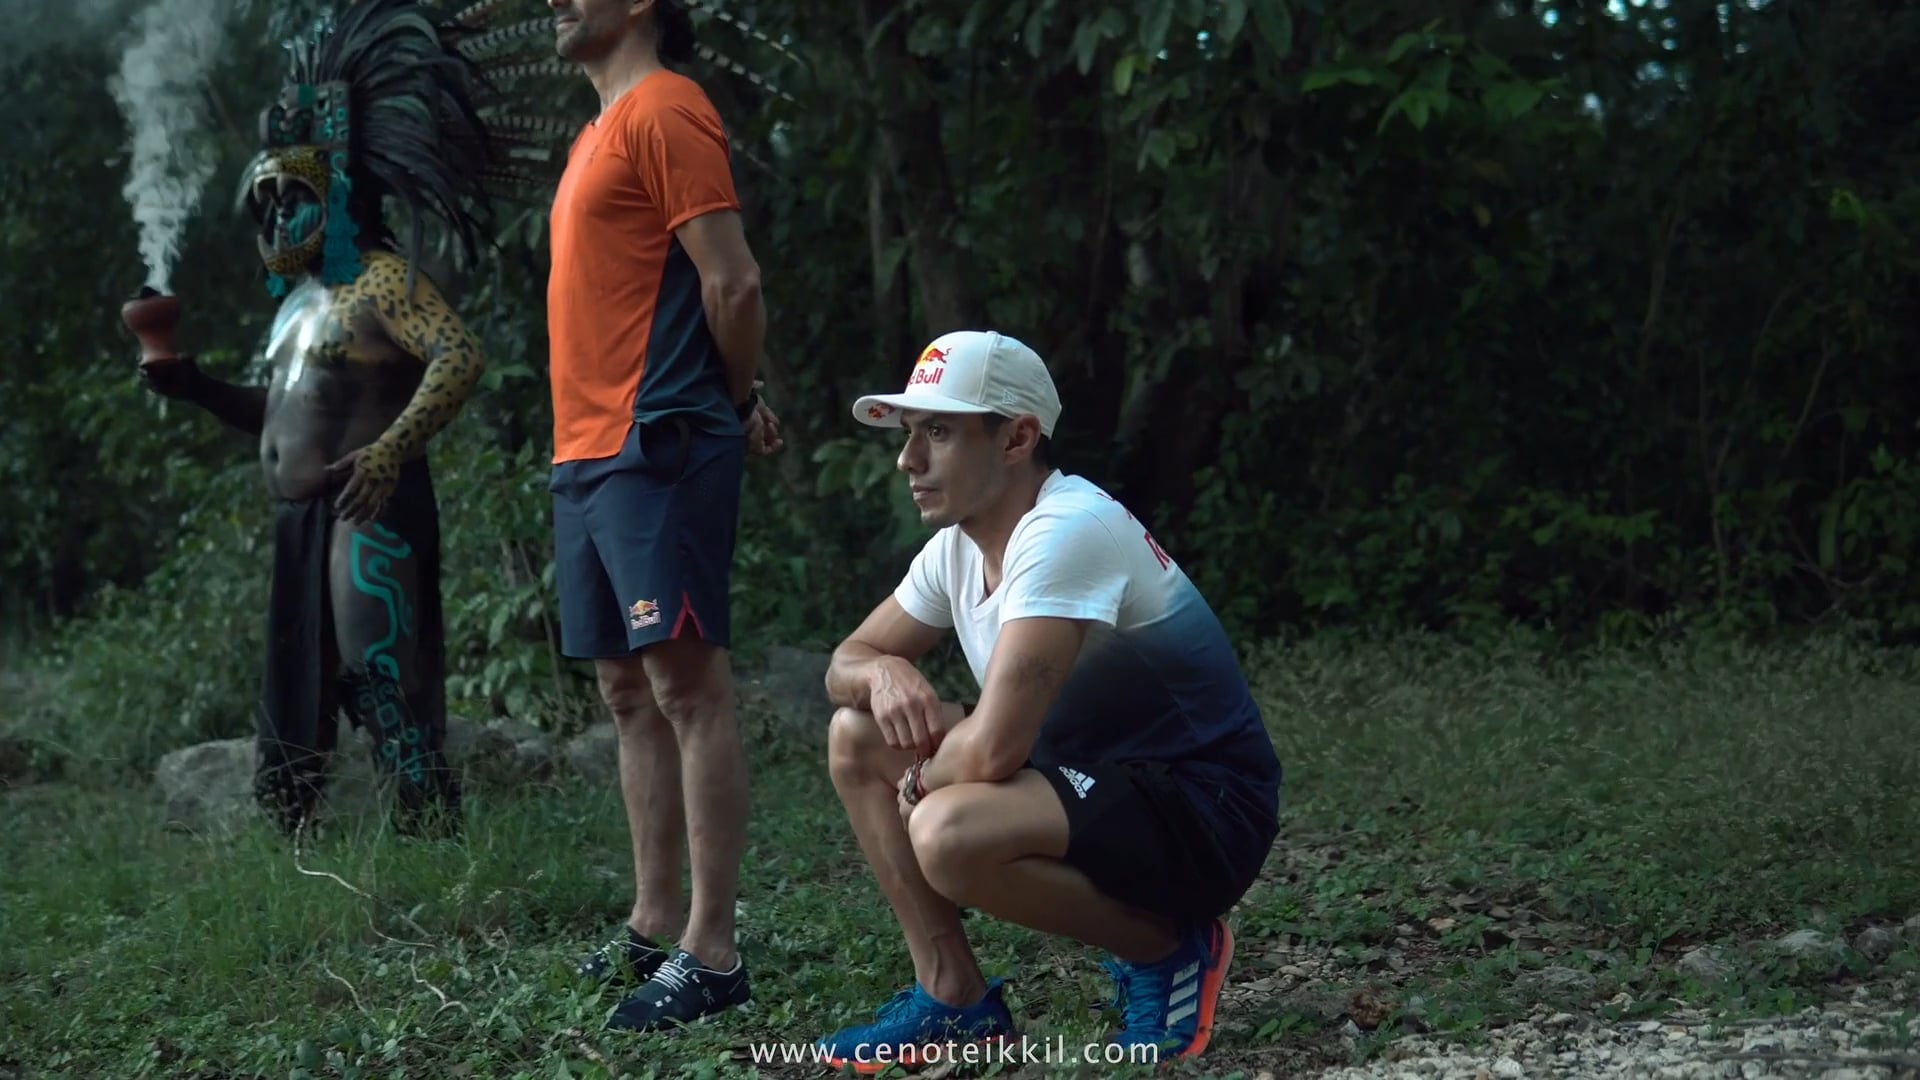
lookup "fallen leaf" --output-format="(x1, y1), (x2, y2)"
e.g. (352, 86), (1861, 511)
(1347, 987), (1395, 1030)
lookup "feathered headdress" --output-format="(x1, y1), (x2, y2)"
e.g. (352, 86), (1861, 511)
(239, 0), (800, 296)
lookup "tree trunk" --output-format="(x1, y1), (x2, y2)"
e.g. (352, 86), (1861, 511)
(855, 0), (979, 337)
(868, 160), (907, 372)
(1026, 64), (1132, 487)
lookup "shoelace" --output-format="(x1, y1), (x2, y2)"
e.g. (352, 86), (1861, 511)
(1117, 963), (1170, 1038)
(872, 986), (922, 1022)
(650, 955), (695, 997)
(577, 938), (623, 974)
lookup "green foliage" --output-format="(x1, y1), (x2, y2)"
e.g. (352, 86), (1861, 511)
(5, 636), (1918, 1074)
(5, 0), (1920, 752)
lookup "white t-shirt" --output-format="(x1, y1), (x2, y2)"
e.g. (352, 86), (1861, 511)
(891, 469), (1279, 799)
(894, 470), (1184, 687)
(891, 469), (1281, 858)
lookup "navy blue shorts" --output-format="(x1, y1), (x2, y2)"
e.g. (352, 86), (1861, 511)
(549, 418), (744, 658)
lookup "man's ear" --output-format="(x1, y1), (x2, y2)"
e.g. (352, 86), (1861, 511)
(1002, 415), (1044, 463)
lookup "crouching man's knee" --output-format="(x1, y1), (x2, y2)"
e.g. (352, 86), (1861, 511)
(828, 706), (883, 789)
(906, 792), (987, 904)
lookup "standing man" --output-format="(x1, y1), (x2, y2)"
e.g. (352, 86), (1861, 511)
(815, 331), (1282, 1068)
(545, 0), (781, 1033)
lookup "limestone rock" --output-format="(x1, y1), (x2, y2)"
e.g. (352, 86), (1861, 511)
(151, 714), (586, 835)
(740, 645), (834, 744)
(1516, 966), (1597, 997)
(1852, 926), (1900, 964)
(1675, 947), (1733, 983)
(1770, 928), (1851, 977)
(563, 723), (620, 789)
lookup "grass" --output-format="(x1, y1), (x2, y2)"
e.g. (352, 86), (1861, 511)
(4, 628), (1920, 1078)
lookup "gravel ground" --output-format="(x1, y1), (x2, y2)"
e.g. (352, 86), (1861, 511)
(1314, 989), (1920, 1079)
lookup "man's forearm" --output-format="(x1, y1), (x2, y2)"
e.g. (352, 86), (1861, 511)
(188, 371), (268, 436)
(917, 725), (1015, 792)
(369, 339), (484, 464)
(703, 274), (764, 405)
(825, 641), (888, 710)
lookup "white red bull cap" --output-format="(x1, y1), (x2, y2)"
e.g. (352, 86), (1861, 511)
(851, 330), (1063, 438)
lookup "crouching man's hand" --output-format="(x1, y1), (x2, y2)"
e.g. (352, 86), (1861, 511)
(869, 656), (950, 758)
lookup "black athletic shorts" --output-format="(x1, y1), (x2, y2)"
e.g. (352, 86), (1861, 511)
(1036, 759), (1270, 927)
(549, 417), (745, 658)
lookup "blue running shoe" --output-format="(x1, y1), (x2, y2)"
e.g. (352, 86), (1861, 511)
(816, 977), (1017, 1074)
(1104, 918), (1235, 1063)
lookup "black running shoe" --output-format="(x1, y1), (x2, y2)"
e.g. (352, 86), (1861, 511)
(605, 948), (751, 1032)
(575, 927), (669, 986)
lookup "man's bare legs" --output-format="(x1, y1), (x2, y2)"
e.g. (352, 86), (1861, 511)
(595, 658), (686, 943)
(823, 706), (1242, 1065)
(828, 704), (987, 1007)
(908, 772), (1180, 962)
(827, 707), (1179, 992)
(604, 637), (746, 969)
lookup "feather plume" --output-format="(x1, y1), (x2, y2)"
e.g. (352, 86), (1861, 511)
(479, 56), (575, 83)
(454, 15), (551, 58)
(482, 113), (580, 140)
(696, 45), (795, 102)
(448, 0), (517, 29)
(253, 0), (807, 283)
(680, 0), (806, 69)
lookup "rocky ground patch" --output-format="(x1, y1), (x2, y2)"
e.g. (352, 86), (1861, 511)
(1313, 997), (1919, 1079)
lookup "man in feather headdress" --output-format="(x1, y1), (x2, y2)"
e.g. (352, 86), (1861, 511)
(542, 0), (796, 1036)
(138, 0), (583, 839)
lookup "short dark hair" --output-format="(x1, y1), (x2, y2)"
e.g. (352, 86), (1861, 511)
(654, 0), (696, 64)
(981, 412), (1053, 468)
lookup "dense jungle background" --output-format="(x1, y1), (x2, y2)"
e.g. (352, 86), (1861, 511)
(3, 0), (1918, 766)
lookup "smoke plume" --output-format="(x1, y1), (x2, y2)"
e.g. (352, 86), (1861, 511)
(107, 0), (238, 296)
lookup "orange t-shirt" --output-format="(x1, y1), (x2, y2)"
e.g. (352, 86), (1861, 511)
(546, 71), (743, 464)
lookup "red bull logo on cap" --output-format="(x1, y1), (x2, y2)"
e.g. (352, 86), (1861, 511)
(906, 344), (949, 389)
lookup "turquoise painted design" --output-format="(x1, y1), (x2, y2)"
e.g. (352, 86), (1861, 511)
(349, 524), (414, 681)
(321, 146), (362, 285)
(348, 523), (425, 787)
(357, 678), (426, 788)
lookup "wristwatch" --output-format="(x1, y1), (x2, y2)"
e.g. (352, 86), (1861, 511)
(733, 387), (760, 421)
(901, 759), (927, 805)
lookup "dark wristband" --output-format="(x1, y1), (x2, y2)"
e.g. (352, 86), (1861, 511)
(734, 388), (760, 420)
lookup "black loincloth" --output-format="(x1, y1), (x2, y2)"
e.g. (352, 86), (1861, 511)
(254, 456), (448, 832)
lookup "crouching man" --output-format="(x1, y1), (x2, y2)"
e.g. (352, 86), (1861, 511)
(817, 330), (1283, 1070)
